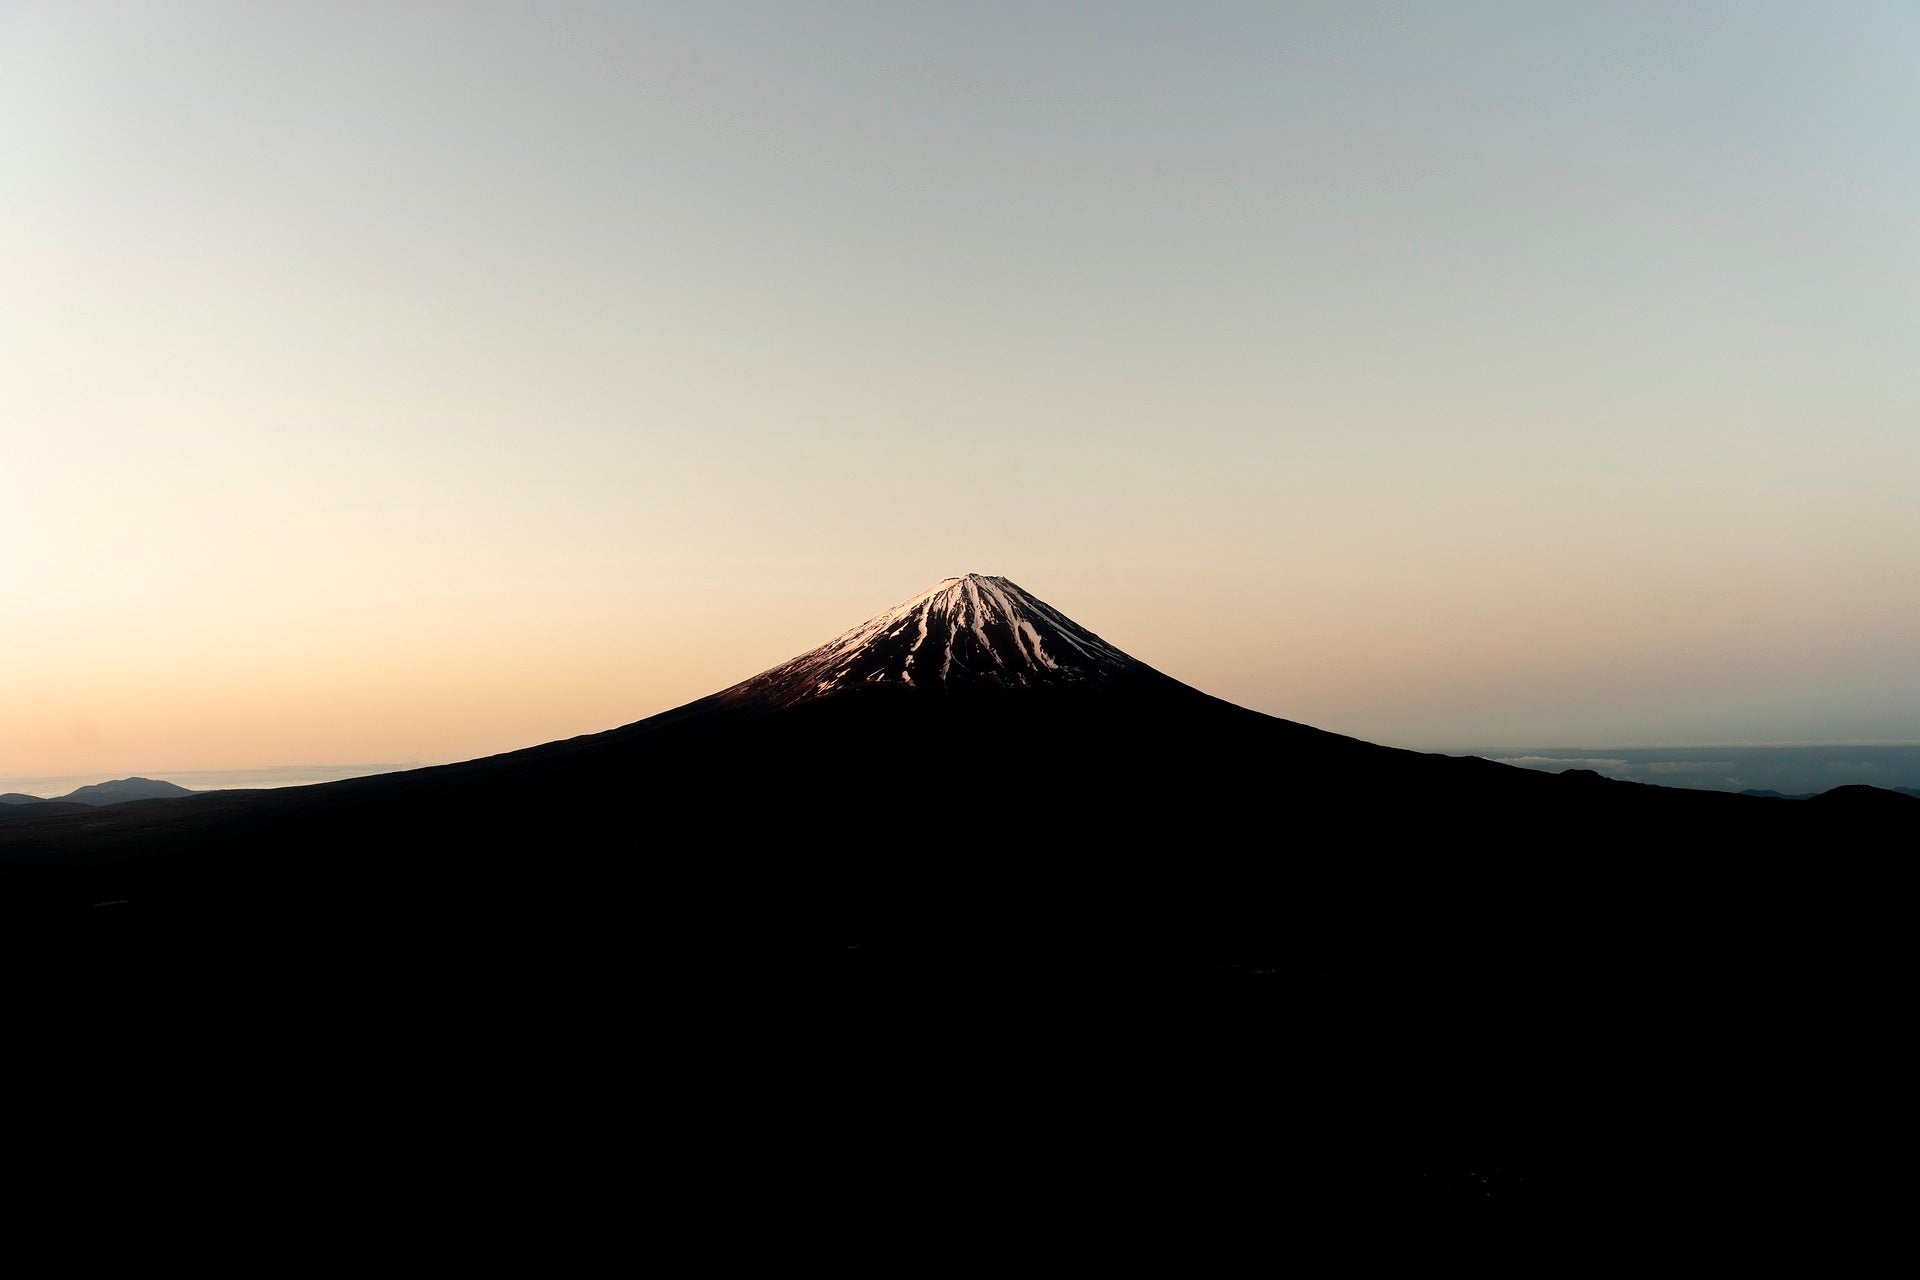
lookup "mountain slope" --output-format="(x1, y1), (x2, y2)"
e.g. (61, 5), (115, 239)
(61, 777), (196, 805)
(719, 574), (1141, 708)
(0, 800), (92, 818)
(1, 572), (1901, 911)
(2, 572), (1907, 1240)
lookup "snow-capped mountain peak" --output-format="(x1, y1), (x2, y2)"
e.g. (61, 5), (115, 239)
(720, 574), (1142, 708)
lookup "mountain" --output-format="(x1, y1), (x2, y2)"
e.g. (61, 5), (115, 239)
(2, 570), (1907, 926)
(720, 574), (1139, 706)
(3, 573), (1909, 1243)
(58, 777), (196, 804)
(0, 778), (195, 806)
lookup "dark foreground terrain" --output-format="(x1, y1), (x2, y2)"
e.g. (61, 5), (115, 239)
(5, 674), (1909, 1256)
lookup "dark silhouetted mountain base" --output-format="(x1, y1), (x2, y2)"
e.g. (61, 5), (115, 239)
(3, 575), (1907, 1255)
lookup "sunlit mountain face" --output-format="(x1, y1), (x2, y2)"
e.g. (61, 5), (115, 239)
(719, 574), (1139, 709)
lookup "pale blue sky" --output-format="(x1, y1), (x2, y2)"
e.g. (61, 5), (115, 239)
(4, 2), (1916, 775)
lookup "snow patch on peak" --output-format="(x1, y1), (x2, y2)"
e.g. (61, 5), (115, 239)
(721, 574), (1141, 708)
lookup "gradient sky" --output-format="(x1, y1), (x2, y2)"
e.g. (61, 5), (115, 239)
(5, 1), (1917, 780)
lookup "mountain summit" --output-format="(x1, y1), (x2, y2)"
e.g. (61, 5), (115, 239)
(718, 574), (1143, 710)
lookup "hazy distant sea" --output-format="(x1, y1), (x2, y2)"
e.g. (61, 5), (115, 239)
(1455, 744), (1920, 797)
(0, 764), (419, 801)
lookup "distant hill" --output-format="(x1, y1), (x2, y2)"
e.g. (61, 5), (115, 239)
(58, 777), (196, 805)
(0, 777), (195, 806)
(1744, 785), (1920, 802)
